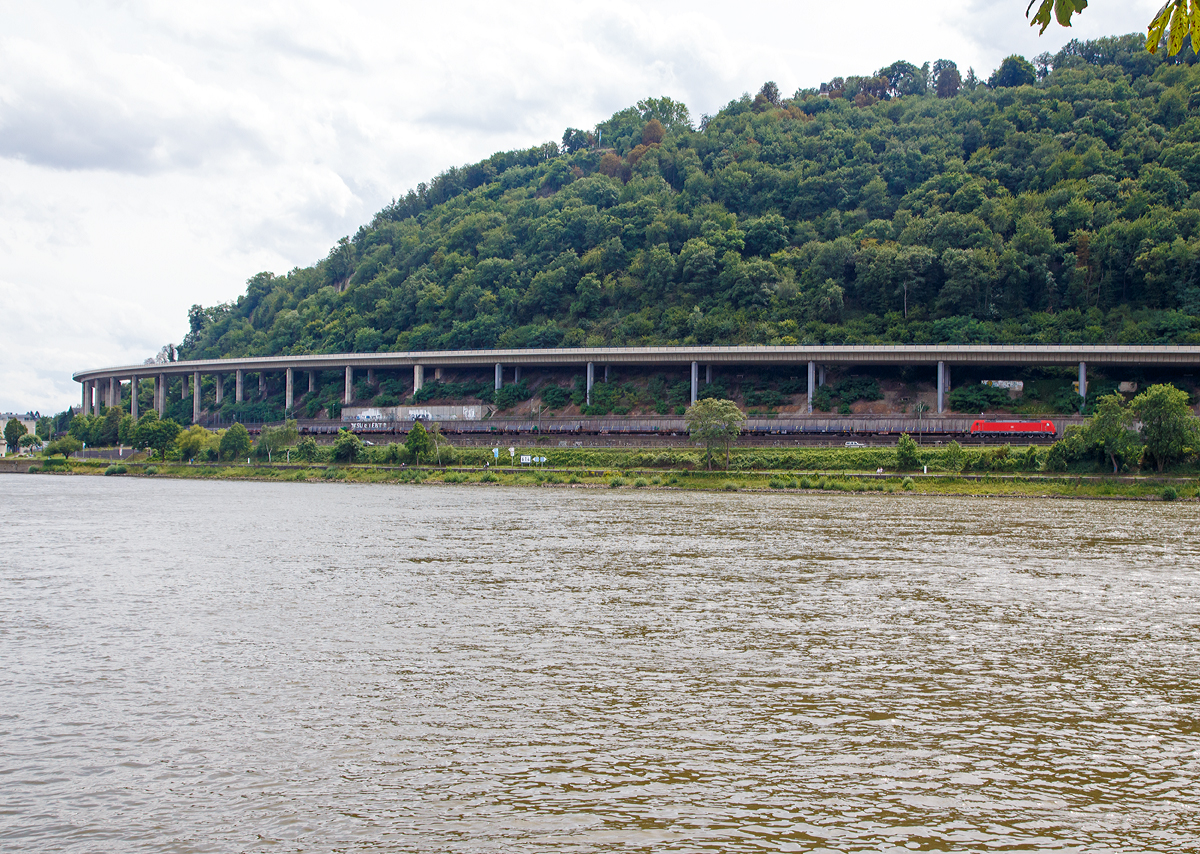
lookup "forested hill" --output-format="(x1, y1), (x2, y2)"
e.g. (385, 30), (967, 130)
(180, 34), (1200, 361)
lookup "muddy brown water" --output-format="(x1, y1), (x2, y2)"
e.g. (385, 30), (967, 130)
(2, 477), (1198, 851)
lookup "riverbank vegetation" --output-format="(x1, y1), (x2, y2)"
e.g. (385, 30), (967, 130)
(28, 455), (1199, 502)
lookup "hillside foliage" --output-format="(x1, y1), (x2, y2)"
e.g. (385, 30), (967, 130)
(179, 34), (1200, 361)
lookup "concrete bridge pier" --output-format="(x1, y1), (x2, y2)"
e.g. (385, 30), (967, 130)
(367, 368), (375, 387)
(157, 374), (166, 415)
(308, 370), (315, 393)
(604, 364), (609, 383)
(807, 361), (816, 413)
(344, 366), (353, 405)
(1079, 361), (1087, 400)
(495, 363), (503, 390)
(131, 375), (139, 420)
(286, 367), (294, 412)
(691, 361), (698, 405)
(214, 374), (223, 405)
(586, 362), (594, 405)
(414, 365), (424, 392)
(514, 365), (521, 383)
(108, 377), (118, 409)
(937, 361), (947, 413)
(192, 372), (201, 424)
(258, 372), (265, 398)
(706, 364), (712, 385)
(818, 365), (826, 387)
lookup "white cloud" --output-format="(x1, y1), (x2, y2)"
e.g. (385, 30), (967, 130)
(0, 0), (1173, 412)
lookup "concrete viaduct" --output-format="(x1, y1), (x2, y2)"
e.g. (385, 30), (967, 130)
(73, 344), (1200, 423)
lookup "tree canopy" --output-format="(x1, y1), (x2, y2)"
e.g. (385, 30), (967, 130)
(685, 398), (746, 469)
(175, 34), (1200, 365)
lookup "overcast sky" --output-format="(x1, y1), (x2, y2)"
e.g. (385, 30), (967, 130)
(0, 0), (1160, 414)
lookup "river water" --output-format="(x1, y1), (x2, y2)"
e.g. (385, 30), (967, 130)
(1, 477), (1198, 852)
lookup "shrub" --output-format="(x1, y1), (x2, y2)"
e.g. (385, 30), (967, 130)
(633, 477), (648, 487)
(609, 476), (626, 488)
(104, 465), (118, 476)
(145, 465), (158, 475)
(896, 433), (921, 470)
(902, 476), (915, 490)
(768, 478), (785, 489)
(480, 472), (499, 483)
(323, 466), (342, 479)
(567, 473), (581, 484)
(722, 481), (739, 491)
(799, 477), (813, 489)
(786, 478), (799, 488)
(27, 465), (39, 473)
(1162, 486), (1178, 501)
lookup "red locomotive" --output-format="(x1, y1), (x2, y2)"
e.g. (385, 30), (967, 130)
(969, 419), (1057, 438)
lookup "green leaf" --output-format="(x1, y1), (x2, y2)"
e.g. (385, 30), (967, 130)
(1169, 0), (1189, 55)
(1147, 1), (1175, 54)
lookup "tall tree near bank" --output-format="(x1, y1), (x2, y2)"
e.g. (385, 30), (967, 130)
(685, 398), (745, 470)
(4, 418), (27, 453)
(405, 421), (433, 463)
(1130, 384), (1199, 471)
(219, 422), (252, 461)
(1085, 393), (1142, 473)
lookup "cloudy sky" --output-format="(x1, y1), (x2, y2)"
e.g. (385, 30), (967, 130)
(0, 0), (1160, 414)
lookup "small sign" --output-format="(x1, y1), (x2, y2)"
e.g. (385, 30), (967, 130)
(508, 447), (515, 458)
(493, 447), (499, 459)
(520, 455), (532, 465)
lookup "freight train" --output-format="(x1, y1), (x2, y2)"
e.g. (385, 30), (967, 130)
(271, 415), (1066, 443)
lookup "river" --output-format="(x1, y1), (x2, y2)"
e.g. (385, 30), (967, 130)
(1, 476), (1198, 852)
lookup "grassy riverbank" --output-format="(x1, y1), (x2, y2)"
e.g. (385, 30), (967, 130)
(34, 457), (1200, 501)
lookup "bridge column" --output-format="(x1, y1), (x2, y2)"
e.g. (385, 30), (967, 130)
(818, 365), (826, 387)
(706, 364), (712, 385)
(109, 377), (118, 409)
(586, 362), (594, 406)
(286, 367), (294, 412)
(130, 375), (139, 420)
(258, 372), (265, 397)
(308, 370), (315, 393)
(344, 366), (353, 405)
(495, 363), (502, 390)
(691, 361), (698, 405)
(367, 368), (375, 387)
(214, 374), (223, 405)
(413, 365), (424, 392)
(234, 370), (242, 402)
(808, 361), (816, 413)
(604, 364), (609, 383)
(434, 367), (443, 380)
(192, 372), (201, 424)
(937, 361), (946, 414)
(157, 374), (166, 415)
(1079, 361), (1087, 400)
(93, 382), (101, 416)
(514, 365), (521, 383)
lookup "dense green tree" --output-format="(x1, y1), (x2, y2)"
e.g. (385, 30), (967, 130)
(331, 429), (364, 464)
(255, 420), (299, 461)
(4, 418), (27, 452)
(685, 398), (745, 469)
(404, 421), (432, 462)
(895, 433), (922, 469)
(1130, 383), (1200, 471)
(1082, 392), (1142, 473)
(219, 422), (253, 460)
(44, 436), (82, 458)
(141, 418), (182, 460)
(176, 424), (215, 461)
